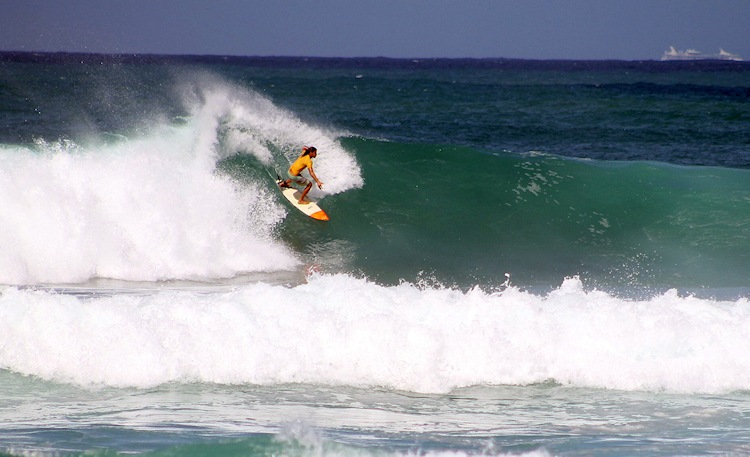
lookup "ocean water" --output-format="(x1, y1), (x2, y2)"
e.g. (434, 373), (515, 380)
(1, 53), (749, 456)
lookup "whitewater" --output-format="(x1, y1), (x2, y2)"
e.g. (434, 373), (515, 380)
(3, 275), (750, 394)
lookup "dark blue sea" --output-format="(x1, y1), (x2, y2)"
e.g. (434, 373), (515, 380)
(1, 52), (750, 456)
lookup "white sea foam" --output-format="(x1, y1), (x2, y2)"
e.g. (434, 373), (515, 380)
(0, 130), (293, 284)
(178, 72), (363, 195)
(0, 77), (362, 285)
(1, 276), (748, 394)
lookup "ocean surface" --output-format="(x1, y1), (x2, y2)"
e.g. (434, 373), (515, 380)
(1, 52), (749, 456)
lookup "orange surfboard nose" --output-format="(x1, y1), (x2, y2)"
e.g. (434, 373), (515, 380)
(310, 210), (330, 221)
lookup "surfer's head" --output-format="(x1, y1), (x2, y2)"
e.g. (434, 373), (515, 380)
(302, 146), (317, 157)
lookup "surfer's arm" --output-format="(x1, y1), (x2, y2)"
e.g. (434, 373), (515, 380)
(308, 165), (323, 189)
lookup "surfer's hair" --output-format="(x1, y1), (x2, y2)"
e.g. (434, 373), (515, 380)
(302, 146), (317, 156)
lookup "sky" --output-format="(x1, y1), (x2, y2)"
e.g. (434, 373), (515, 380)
(1, 0), (748, 60)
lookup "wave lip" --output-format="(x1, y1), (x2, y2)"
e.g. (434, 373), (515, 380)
(2, 275), (749, 394)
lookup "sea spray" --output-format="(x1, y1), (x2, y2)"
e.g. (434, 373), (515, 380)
(177, 72), (363, 195)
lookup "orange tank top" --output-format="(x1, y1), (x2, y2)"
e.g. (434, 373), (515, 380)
(289, 155), (313, 176)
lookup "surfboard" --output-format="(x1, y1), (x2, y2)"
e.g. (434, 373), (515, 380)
(275, 179), (330, 221)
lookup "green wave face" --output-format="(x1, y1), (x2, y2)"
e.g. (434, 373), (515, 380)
(277, 138), (750, 291)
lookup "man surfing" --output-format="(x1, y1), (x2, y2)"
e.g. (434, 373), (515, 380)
(279, 146), (324, 204)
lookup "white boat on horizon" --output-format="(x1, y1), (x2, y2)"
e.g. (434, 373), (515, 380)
(661, 46), (742, 61)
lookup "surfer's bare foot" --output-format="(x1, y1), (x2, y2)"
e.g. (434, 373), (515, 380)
(298, 200), (310, 205)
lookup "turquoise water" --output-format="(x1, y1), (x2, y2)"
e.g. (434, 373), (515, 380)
(1, 53), (750, 456)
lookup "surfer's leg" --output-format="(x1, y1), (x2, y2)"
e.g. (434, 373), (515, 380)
(287, 172), (310, 190)
(298, 182), (313, 204)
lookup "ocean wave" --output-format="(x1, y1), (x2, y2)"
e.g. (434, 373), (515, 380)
(326, 138), (750, 290)
(0, 75), (362, 285)
(2, 275), (749, 394)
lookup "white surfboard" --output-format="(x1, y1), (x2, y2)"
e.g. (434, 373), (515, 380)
(276, 179), (330, 221)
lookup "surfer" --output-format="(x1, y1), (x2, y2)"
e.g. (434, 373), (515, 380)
(279, 146), (324, 204)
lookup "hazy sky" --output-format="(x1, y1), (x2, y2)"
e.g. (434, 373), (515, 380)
(2, 0), (748, 60)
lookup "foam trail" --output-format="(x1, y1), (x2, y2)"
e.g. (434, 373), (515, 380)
(2, 276), (749, 394)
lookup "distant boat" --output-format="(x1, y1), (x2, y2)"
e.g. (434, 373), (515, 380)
(661, 46), (742, 61)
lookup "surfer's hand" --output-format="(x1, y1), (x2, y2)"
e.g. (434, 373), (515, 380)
(317, 182), (324, 189)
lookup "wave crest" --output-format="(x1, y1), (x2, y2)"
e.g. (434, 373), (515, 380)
(2, 275), (749, 394)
